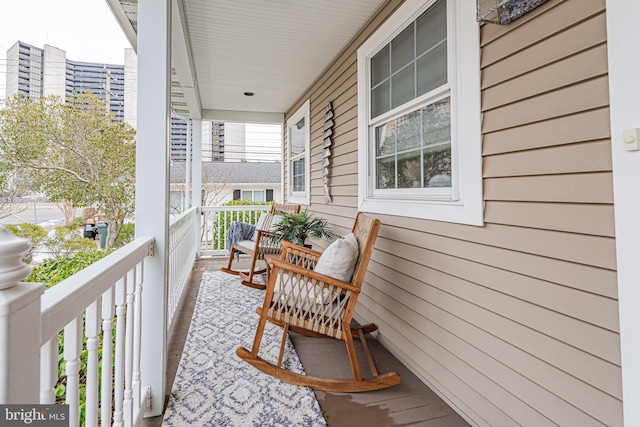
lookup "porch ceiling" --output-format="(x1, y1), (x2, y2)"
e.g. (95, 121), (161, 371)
(108, 0), (386, 121)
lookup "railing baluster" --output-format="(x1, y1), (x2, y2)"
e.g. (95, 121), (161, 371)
(39, 338), (57, 404)
(168, 208), (198, 329)
(123, 269), (135, 426)
(64, 315), (83, 427)
(113, 277), (126, 427)
(168, 226), (175, 322)
(35, 238), (152, 427)
(221, 211), (224, 247)
(132, 262), (144, 415)
(85, 299), (101, 427)
(207, 210), (213, 252)
(199, 205), (273, 255)
(101, 287), (114, 427)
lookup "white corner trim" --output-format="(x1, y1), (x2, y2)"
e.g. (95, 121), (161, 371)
(606, 1), (640, 426)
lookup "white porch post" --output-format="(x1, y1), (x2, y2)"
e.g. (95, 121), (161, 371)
(135, 0), (171, 417)
(0, 227), (43, 403)
(192, 119), (202, 258)
(606, 1), (640, 425)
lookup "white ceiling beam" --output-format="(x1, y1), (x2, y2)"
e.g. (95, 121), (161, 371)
(171, 0), (202, 119)
(202, 109), (284, 124)
(105, 0), (138, 50)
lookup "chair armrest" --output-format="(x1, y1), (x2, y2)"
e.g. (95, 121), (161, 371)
(268, 258), (360, 294)
(281, 240), (323, 258)
(275, 240), (322, 270)
(254, 230), (282, 255)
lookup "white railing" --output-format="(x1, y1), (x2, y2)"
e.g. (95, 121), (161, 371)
(168, 206), (198, 328)
(40, 237), (154, 427)
(200, 205), (271, 256)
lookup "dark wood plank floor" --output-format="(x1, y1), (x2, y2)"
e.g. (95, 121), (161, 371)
(143, 257), (470, 427)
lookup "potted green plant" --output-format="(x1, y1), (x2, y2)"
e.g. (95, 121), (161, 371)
(272, 210), (335, 247)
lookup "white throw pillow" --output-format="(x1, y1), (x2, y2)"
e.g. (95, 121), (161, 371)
(314, 233), (359, 282)
(252, 213), (283, 240)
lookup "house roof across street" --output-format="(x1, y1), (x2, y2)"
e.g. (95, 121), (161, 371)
(170, 161), (281, 184)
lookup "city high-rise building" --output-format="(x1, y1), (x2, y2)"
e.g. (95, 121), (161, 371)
(5, 41), (125, 121)
(4, 41), (281, 163)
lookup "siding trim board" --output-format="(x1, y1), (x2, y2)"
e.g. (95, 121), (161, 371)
(283, 0), (623, 424)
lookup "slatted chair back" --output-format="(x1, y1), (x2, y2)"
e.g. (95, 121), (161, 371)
(270, 203), (300, 215)
(350, 212), (380, 290)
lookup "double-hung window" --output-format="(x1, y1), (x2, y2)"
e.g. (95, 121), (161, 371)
(287, 100), (310, 205)
(241, 189), (266, 203)
(357, 0), (483, 225)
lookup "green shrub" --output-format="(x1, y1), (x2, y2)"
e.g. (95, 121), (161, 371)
(43, 226), (98, 258)
(26, 250), (111, 289)
(5, 223), (47, 263)
(222, 199), (271, 207)
(68, 216), (85, 230)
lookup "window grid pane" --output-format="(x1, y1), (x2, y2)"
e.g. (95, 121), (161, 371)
(374, 97), (451, 190)
(370, 0), (447, 120)
(391, 25), (414, 74)
(292, 158), (306, 192)
(371, 80), (390, 119)
(254, 191), (265, 203)
(290, 117), (306, 156)
(371, 45), (390, 86)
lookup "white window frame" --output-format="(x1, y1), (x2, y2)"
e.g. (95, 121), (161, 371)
(286, 99), (311, 205)
(357, 0), (483, 225)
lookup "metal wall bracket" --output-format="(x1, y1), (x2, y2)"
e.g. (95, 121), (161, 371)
(477, 0), (549, 25)
(145, 386), (152, 411)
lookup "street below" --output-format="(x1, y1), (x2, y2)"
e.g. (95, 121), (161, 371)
(0, 202), (84, 229)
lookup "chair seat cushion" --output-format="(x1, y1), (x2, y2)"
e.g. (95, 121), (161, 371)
(313, 233), (359, 282)
(235, 240), (256, 252)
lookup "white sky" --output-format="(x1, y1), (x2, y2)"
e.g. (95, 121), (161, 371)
(0, 0), (131, 98)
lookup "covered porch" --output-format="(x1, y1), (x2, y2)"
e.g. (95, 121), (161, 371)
(143, 256), (468, 426)
(4, 0), (640, 426)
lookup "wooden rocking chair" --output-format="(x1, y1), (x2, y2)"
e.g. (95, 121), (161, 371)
(221, 203), (300, 289)
(237, 212), (401, 392)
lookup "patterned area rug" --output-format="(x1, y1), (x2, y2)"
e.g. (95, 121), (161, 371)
(162, 271), (327, 427)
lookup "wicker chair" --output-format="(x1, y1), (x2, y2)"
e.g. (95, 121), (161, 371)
(237, 212), (401, 392)
(221, 203), (300, 289)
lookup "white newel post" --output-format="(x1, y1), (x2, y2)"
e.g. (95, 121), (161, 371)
(0, 226), (43, 404)
(192, 119), (202, 259)
(136, 0), (171, 417)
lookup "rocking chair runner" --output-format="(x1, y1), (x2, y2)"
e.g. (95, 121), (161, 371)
(221, 203), (301, 289)
(237, 212), (401, 392)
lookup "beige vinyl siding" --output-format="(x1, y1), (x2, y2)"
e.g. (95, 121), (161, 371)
(283, 0), (621, 425)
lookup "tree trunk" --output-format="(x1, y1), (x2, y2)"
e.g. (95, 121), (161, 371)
(55, 200), (77, 225)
